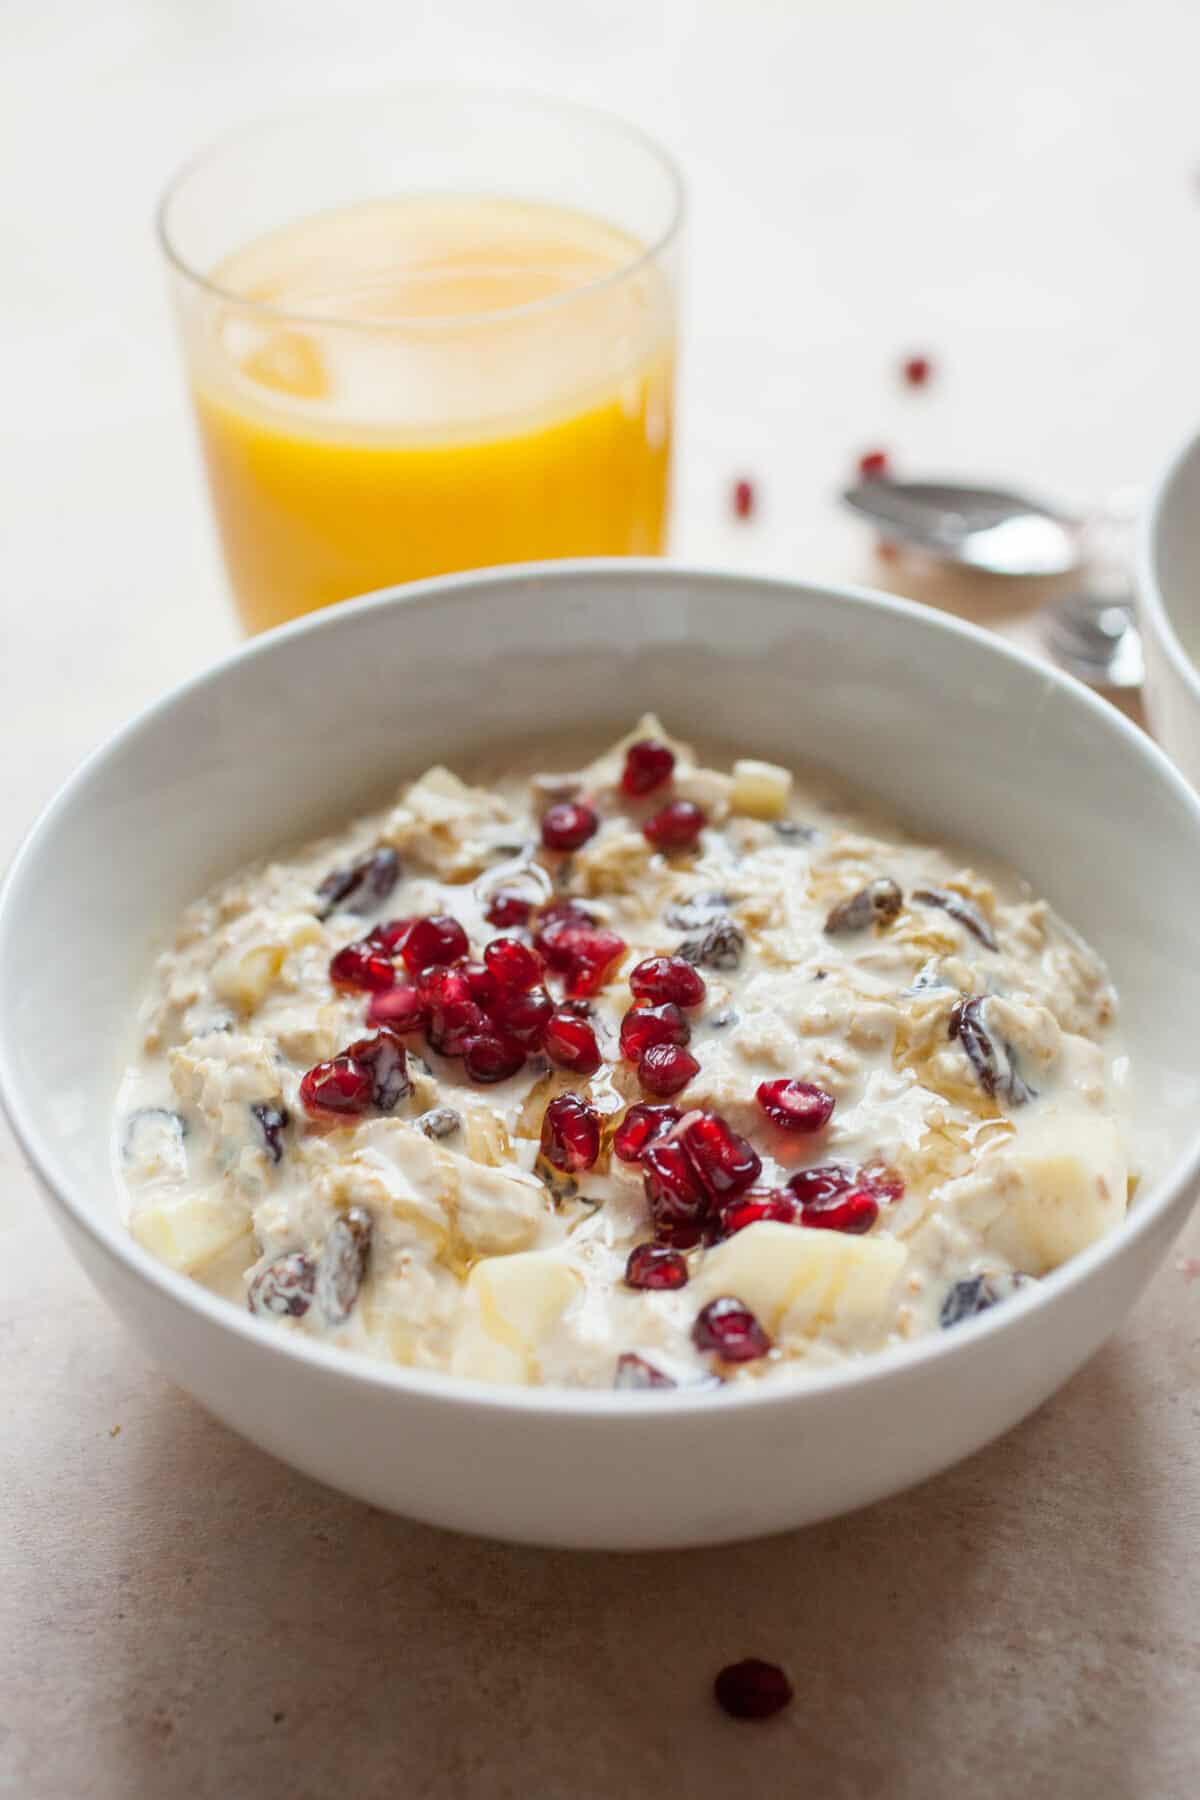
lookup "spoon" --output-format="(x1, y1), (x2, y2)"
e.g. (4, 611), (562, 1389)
(841, 478), (1082, 576)
(841, 477), (1144, 689)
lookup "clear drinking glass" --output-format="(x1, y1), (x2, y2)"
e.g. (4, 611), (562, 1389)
(158, 88), (684, 634)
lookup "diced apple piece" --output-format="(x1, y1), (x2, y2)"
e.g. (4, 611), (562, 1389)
(130, 1192), (251, 1274)
(972, 1112), (1126, 1275)
(696, 1220), (906, 1341)
(212, 942), (285, 1013)
(452, 1252), (580, 1385)
(731, 758), (793, 821)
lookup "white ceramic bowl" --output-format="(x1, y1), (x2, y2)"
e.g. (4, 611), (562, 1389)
(1140, 426), (1200, 786)
(5, 561), (1200, 1550)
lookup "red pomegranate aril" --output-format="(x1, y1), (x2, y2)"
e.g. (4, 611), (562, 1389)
(420, 965), (487, 1056)
(692, 1295), (772, 1362)
(714, 1658), (793, 1721)
(680, 1111), (762, 1197)
(462, 1032), (526, 1084)
(484, 888), (533, 930)
(542, 1009), (602, 1075)
(542, 923), (627, 997)
(491, 985), (554, 1048)
(343, 1029), (411, 1111)
(731, 477), (756, 521)
(400, 913), (469, 975)
(484, 936), (543, 992)
(801, 1188), (879, 1234)
(625, 1242), (689, 1291)
(541, 801), (599, 853)
(653, 1218), (707, 1251)
(642, 1139), (709, 1230)
(613, 1102), (682, 1164)
(615, 1353), (676, 1390)
(639, 1041), (700, 1097)
(366, 984), (428, 1033)
(540, 1092), (601, 1172)
(367, 916), (414, 954)
(643, 799), (706, 852)
(461, 960), (498, 1009)
(619, 1001), (689, 1061)
(717, 1189), (800, 1237)
(858, 448), (891, 481)
(299, 1055), (374, 1118)
(902, 353), (932, 387)
(621, 738), (676, 797)
(862, 1162), (905, 1202)
(755, 1078), (836, 1134)
(628, 954), (707, 1008)
(532, 898), (596, 951)
(329, 940), (397, 993)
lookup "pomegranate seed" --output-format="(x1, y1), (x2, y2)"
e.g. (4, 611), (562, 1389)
(366, 985), (428, 1033)
(717, 1189), (801, 1237)
(462, 1032), (526, 1084)
(625, 1243), (689, 1291)
(532, 898), (596, 951)
(542, 1009), (601, 1075)
(342, 1029), (411, 1111)
(329, 939), (397, 993)
(484, 888), (534, 930)
(542, 923), (627, 997)
(654, 1219), (708, 1251)
(484, 936), (543, 992)
(540, 1092), (601, 1172)
(800, 1188), (879, 1234)
(367, 917), (414, 954)
(619, 1002), (690, 1061)
(615, 1353), (676, 1390)
(858, 449), (891, 481)
(420, 965), (487, 1056)
(680, 1111), (761, 1197)
(400, 914), (469, 975)
(628, 955), (706, 1008)
(613, 1103), (682, 1164)
(461, 960), (498, 1009)
(755, 1078), (836, 1134)
(621, 738), (675, 797)
(902, 353), (932, 387)
(299, 1055), (373, 1118)
(638, 1041), (700, 1097)
(491, 985), (554, 1048)
(643, 799), (706, 852)
(315, 846), (400, 919)
(692, 1296), (771, 1362)
(731, 477), (756, 521)
(642, 1140), (709, 1231)
(714, 1659), (793, 1721)
(862, 1162), (905, 1202)
(541, 801), (599, 853)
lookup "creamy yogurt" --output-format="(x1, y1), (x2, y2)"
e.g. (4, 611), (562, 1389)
(115, 718), (1132, 1391)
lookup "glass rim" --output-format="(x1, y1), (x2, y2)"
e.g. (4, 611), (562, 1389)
(156, 83), (686, 335)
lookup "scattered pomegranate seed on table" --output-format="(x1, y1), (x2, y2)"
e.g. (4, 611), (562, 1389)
(692, 1295), (771, 1361)
(731, 477), (756, 520)
(624, 1242), (689, 1290)
(902, 353), (932, 387)
(713, 1658), (794, 1721)
(540, 1092), (601, 1172)
(621, 738), (675, 796)
(857, 448), (891, 481)
(540, 800), (599, 853)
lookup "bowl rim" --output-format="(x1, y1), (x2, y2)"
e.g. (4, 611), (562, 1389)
(1138, 420), (1200, 709)
(5, 557), (1200, 1419)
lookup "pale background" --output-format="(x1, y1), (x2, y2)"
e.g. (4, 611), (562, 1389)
(4, 2), (1200, 1795)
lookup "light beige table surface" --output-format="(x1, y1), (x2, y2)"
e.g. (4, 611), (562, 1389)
(4, 2), (1200, 1795)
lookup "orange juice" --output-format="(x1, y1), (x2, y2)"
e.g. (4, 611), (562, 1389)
(187, 196), (675, 633)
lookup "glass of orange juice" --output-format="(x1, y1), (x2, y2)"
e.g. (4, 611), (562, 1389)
(158, 88), (683, 634)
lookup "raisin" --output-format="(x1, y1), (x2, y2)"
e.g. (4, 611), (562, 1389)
(315, 847), (400, 920)
(248, 1251), (315, 1319)
(912, 887), (998, 951)
(940, 1274), (999, 1328)
(663, 891), (730, 931)
(949, 997), (1034, 1105)
(707, 1006), (740, 1030)
(678, 917), (745, 971)
(121, 1108), (188, 1180)
(823, 877), (903, 935)
(416, 1106), (462, 1140)
(251, 1102), (290, 1165)
(315, 1207), (373, 1324)
(614, 1353), (676, 1390)
(772, 821), (818, 844)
